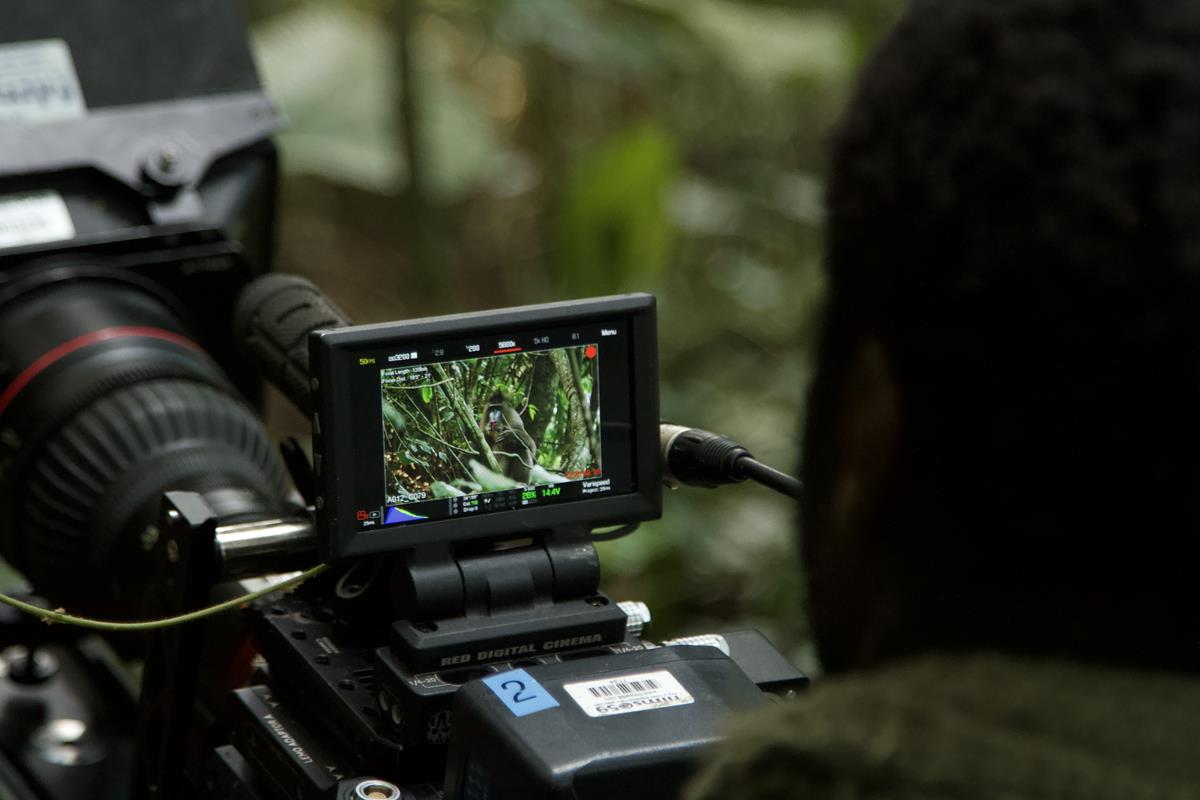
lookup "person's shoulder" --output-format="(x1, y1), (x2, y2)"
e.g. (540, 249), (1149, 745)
(684, 652), (1200, 800)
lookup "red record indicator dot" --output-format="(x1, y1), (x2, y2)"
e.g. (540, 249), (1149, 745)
(584, 345), (598, 359)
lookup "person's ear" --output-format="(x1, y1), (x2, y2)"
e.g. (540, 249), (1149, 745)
(806, 336), (904, 672)
(830, 337), (900, 537)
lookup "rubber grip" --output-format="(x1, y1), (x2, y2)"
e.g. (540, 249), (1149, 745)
(233, 274), (350, 414)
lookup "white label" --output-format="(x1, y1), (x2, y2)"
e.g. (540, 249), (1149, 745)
(0, 39), (87, 123)
(0, 191), (75, 250)
(563, 670), (694, 718)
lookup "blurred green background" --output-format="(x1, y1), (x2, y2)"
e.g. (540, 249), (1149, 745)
(247, 0), (903, 673)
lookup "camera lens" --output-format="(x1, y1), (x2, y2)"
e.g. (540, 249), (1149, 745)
(0, 266), (288, 617)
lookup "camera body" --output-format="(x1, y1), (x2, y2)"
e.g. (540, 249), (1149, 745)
(0, 0), (281, 392)
(0, 1), (287, 617)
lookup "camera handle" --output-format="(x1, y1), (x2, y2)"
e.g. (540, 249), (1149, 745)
(233, 273), (350, 416)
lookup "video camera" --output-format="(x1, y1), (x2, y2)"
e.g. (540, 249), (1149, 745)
(0, 4), (805, 799)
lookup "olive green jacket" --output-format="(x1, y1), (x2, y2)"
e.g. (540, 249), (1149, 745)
(686, 653), (1200, 800)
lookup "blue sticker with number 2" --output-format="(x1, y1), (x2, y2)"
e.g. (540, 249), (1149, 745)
(482, 668), (559, 717)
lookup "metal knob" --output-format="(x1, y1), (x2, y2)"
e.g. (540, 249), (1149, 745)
(617, 600), (652, 637)
(353, 779), (402, 800)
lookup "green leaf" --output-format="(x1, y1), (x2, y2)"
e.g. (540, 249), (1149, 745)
(421, 385), (434, 404)
(529, 465), (568, 484)
(552, 121), (679, 294)
(383, 401), (407, 433)
(469, 460), (523, 491)
(431, 481), (466, 498)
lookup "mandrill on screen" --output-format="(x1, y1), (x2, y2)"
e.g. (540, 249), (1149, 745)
(481, 392), (538, 484)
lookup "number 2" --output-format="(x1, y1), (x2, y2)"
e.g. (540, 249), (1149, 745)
(501, 679), (534, 703)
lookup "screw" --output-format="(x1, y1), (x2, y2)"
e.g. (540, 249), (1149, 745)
(156, 144), (179, 174)
(140, 525), (160, 552)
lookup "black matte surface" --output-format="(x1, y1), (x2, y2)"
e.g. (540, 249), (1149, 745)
(2, 0), (261, 109)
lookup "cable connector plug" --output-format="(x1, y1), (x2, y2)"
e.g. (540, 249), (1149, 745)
(660, 423), (803, 500)
(660, 423), (752, 489)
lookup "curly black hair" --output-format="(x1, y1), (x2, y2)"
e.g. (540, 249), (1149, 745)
(805, 0), (1200, 672)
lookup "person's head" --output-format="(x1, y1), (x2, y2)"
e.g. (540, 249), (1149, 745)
(805, 0), (1200, 674)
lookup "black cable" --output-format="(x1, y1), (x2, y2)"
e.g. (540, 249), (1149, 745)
(733, 456), (803, 501)
(660, 422), (803, 501)
(591, 523), (640, 542)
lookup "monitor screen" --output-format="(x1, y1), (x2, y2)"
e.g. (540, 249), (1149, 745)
(371, 328), (632, 529)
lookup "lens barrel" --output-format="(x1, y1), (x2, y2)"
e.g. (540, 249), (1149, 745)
(0, 267), (287, 617)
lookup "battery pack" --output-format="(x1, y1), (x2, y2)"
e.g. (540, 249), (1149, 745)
(444, 645), (767, 800)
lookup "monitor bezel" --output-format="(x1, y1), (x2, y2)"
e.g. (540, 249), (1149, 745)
(310, 293), (661, 560)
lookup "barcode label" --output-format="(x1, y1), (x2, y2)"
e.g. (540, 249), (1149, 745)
(0, 39), (87, 123)
(587, 676), (661, 697)
(563, 670), (693, 718)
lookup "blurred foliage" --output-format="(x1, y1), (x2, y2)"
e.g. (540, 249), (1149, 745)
(248, 0), (902, 672)
(555, 121), (678, 294)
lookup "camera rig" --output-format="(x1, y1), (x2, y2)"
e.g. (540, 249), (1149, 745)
(0, 4), (806, 798)
(126, 281), (806, 800)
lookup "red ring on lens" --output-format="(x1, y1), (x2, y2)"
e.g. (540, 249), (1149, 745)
(0, 326), (202, 416)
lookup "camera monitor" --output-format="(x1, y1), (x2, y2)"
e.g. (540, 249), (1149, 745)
(310, 294), (661, 559)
